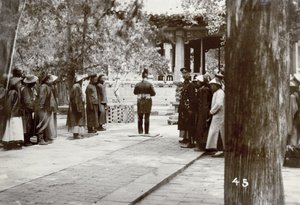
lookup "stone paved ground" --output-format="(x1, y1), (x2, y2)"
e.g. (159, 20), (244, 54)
(0, 115), (202, 205)
(1, 115), (300, 205)
(138, 155), (300, 205)
(137, 155), (224, 205)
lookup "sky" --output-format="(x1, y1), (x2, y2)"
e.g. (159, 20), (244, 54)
(142, 0), (184, 14)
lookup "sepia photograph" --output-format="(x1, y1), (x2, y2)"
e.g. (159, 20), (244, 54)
(0, 0), (299, 204)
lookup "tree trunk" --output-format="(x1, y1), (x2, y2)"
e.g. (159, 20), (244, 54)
(81, 1), (89, 70)
(225, 0), (289, 204)
(0, 0), (23, 79)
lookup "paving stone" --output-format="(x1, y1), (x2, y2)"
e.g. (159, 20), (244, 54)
(1, 115), (300, 205)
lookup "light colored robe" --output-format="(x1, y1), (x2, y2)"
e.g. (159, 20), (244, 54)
(288, 93), (298, 145)
(206, 88), (225, 149)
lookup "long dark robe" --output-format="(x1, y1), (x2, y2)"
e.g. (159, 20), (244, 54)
(177, 80), (197, 136)
(85, 83), (98, 127)
(195, 85), (212, 145)
(67, 83), (85, 129)
(35, 83), (57, 136)
(0, 85), (6, 140)
(96, 83), (107, 125)
(21, 86), (35, 136)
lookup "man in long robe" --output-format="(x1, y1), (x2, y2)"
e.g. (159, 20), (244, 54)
(206, 78), (225, 157)
(35, 75), (58, 145)
(194, 75), (212, 151)
(96, 74), (107, 131)
(21, 74), (38, 146)
(0, 78), (7, 142)
(288, 81), (300, 145)
(67, 74), (86, 139)
(85, 74), (98, 133)
(178, 67), (197, 148)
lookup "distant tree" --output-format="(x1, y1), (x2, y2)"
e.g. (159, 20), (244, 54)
(181, 0), (226, 34)
(13, 0), (169, 92)
(287, 0), (300, 38)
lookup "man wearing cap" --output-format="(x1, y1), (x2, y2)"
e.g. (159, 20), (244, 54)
(206, 78), (225, 157)
(2, 77), (24, 149)
(96, 74), (108, 131)
(35, 74), (58, 145)
(21, 74), (38, 146)
(194, 75), (212, 151)
(133, 69), (156, 134)
(86, 74), (99, 133)
(178, 67), (197, 148)
(67, 74), (86, 139)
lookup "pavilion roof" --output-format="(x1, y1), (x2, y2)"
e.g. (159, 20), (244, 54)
(142, 0), (206, 28)
(147, 13), (206, 28)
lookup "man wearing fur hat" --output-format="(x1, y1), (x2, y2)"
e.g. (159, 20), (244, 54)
(85, 73), (99, 133)
(35, 74), (58, 145)
(194, 75), (212, 151)
(2, 77), (24, 149)
(21, 74), (39, 146)
(67, 74), (87, 139)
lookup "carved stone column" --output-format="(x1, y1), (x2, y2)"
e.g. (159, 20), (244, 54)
(174, 30), (185, 81)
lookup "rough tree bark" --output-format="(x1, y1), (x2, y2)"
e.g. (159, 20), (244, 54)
(0, 0), (24, 79)
(225, 0), (289, 204)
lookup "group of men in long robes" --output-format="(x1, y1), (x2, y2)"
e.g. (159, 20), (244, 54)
(178, 67), (225, 157)
(67, 73), (107, 139)
(0, 68), (58, 149)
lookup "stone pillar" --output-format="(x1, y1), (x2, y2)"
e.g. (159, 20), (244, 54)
(200, 38), (204, 74)
(164, 43), (172, 72)
(174, 30), (185, 81)
(296, 40), (300, 74)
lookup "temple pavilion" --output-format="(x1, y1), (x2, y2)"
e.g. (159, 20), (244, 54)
(143, 0), (225, 81)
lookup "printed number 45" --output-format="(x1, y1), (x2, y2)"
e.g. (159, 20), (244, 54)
(232, 178), (249, 187)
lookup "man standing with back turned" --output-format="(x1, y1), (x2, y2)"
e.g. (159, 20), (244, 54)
(133, 68), (156, 134)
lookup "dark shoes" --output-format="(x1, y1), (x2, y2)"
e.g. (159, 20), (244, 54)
(179, 138), (189, 144)
(88, 127), (98, 133)
(23, 142), (33, 147)
(97, 127), (106, 131)
(194, 144), (206, 152)
(202, 150), (217, 155)
(96, 125), (106, 131)
(73, 135), (83, 139)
